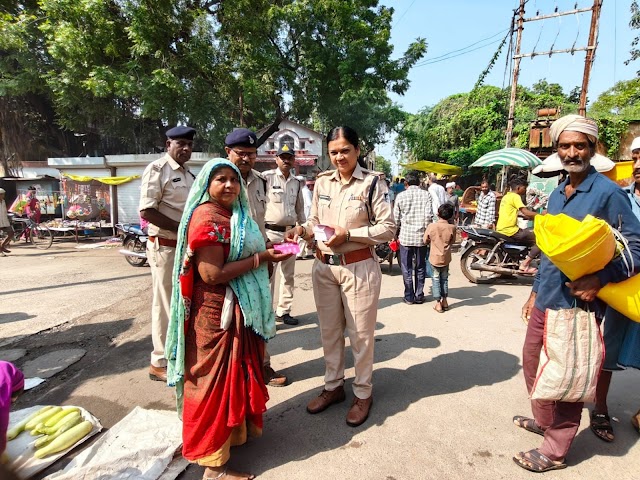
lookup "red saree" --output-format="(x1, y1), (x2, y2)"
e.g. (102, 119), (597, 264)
(181, 202), (268, 465)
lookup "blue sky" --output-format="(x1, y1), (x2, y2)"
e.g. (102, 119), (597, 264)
(379, 0), (638, 171)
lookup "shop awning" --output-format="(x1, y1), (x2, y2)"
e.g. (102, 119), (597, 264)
(62, 173), (140, 185)
(400, 160), (463, 176)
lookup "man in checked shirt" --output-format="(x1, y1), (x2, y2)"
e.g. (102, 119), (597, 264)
(393, 172), (433, 304)
(473, 180), (496, 229)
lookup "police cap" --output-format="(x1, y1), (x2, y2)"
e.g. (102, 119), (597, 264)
(166, 126), (196, 140)
(225, 128), (257, 147)
(277, 144), (295, 157)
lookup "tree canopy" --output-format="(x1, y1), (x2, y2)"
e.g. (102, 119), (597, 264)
(395, 80), (579, 172)
(0, 0), (426, 165)
(589, 78), (640, 158)
(373, 154), (392, 178)
(629, 0), (640, 74)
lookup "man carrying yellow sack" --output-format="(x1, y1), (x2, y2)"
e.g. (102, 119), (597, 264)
(514, 115), (640, 473)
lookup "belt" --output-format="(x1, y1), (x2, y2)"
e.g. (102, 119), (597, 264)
(265, 223), (294, 233)
(148, 236), (177, 248)
(315, 247), (373, 266)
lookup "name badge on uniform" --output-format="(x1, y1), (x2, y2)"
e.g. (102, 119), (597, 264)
(271, 185), (282, 190)
(349, 195), (365, 202)
(319, 194), (331, 201)
(172, 178), (182, 183)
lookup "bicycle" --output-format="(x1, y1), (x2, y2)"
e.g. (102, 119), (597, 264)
(2, 213), (54, 250)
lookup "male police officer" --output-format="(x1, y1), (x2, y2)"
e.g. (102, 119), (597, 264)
(263, 144), (306, 325)
(140, 126), (196, 382)
(225, 128), (288, 387)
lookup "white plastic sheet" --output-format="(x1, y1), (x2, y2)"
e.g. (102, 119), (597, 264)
(45, 406), (185, 480)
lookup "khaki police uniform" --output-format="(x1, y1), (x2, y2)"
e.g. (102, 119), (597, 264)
(302, 164), (395, 399)
(241, 167), (278, 369)
(139, 153), (195, 367)
(245, 169), (268, 242)
(263, 168), (305, 317)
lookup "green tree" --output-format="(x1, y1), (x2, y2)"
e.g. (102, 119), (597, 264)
(0, 0), (426, 164)
(589, 78), (640, 158)
(628, 0), (640, 74)
(374, 154), (392, 178)
(395, 81), (579, 173)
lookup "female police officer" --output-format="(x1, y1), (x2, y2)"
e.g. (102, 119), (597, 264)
(286, 126), (395, 427)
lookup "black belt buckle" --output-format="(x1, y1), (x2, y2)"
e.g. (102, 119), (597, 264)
(323, 253), (342, 265)
(266, 224), (293, 232)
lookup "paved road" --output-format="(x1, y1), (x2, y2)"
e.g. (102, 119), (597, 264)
(0, 240), (638, 479)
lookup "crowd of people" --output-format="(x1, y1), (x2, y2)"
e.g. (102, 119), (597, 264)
(3, 115), (640, 480)
(135, 116), (640, 479)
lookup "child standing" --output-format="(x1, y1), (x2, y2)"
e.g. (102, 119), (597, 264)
(424, 203), (457, 313)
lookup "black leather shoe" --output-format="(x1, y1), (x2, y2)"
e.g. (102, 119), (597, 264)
(276, 313), (299, 325)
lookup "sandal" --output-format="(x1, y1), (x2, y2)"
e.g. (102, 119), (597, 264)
(513, 449), (567, 472)
(203, 469), (256, 480)
(590, 411), (614, 443)
(513, 415), (544, 436)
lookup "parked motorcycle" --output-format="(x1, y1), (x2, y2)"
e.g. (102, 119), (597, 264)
(116, 223), (148, 267)
(375, 239), (399, 272)
(459, 226), (537, 283)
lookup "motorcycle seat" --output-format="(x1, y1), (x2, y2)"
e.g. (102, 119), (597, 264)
(487, 231), (512, 241)
(126, 225), (146, 236)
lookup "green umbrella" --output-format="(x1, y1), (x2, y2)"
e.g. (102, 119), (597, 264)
(470, 148), (542, 168)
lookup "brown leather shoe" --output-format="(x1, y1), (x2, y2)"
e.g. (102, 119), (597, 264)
(306, 386), (346, 414)
(346, 396), (373, 427)
(264, 365), (288, 387)
(149, 365), (167, 382)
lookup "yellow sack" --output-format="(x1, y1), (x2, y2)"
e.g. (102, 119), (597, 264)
(534, 214), (617, 280)
(599, 277), (640, 323)
(535, 213), (640, 323)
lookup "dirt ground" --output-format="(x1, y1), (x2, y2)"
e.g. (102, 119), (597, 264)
(0, 238), (638, 480)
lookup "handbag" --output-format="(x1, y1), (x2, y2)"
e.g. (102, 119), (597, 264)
(220, 286), (235, 330)
(530, 305), (604, 403)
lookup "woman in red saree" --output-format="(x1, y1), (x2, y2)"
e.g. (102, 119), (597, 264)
(167, 159), (290, 480)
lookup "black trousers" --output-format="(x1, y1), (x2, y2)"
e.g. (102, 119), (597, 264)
(510, 228), (541, 259)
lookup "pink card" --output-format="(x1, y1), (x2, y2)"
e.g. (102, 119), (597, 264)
(272, 242), (300, 254)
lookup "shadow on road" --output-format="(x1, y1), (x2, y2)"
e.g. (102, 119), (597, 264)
(271, 330), (442, 385)
(0, 312), (36, 325)
(11, 317), (148, 407)
(3, 248), (83, 257)
(235, 349), (520, 476)
(0, 273), (149, 296)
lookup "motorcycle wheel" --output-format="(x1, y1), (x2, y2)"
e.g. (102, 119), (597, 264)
(124, 238), (147, 267)
(460, 243), (501, 284)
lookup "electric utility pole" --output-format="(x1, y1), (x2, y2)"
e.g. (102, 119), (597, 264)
(504, 0), (603, 147)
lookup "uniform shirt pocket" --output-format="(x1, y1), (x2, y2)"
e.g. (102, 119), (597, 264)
(345, 199), (367, 225)
(318, 197), (331, 220)
(256, 189), (267, 207)
(270, 189), (284, 203)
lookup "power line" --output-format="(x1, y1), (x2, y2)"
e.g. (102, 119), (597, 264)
(415, 37), (507, 67)
(413, 29), (509, 67)
(393, 0), (419, 27)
